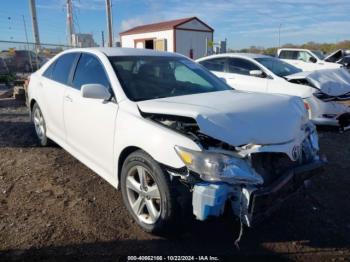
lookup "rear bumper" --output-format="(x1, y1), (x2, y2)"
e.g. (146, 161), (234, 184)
(246, 159), (324, 227)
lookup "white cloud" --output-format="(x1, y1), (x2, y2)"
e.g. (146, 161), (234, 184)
(120, 18), (144, 31)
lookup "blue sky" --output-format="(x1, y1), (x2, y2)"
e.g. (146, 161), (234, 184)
(1, 0), (349, 49)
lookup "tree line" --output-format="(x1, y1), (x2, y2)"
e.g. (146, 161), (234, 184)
(230, 40), (350, 56)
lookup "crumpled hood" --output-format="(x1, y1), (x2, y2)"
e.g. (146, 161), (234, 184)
(137, 90), (307, 146)
(285, 68), (350, 96)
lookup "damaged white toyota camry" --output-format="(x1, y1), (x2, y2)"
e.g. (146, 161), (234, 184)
(28, 48), (323, 234)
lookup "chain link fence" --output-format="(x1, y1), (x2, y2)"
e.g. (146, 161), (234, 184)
(0, 40), (75, 82)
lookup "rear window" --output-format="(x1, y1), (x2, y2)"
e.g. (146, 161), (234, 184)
(278, 50), (298, 60)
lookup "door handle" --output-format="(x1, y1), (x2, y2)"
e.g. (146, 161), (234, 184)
(65, 95), (73, 102)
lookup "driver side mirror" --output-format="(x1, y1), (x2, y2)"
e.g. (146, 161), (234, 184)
(249, 70), (265, 78)
(81, 84), (111, 100)
(309, 57), (317, 63)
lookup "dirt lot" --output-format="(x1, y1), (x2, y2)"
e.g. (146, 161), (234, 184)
(0, 98), (349, 261)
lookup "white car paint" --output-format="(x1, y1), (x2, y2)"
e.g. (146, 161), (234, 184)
(137, 90), (307, 147)
(285, 68), (350, 96)
(28, 48), (322, 229)
(277, 48), (342, 71)
(197, 53), (350, 129)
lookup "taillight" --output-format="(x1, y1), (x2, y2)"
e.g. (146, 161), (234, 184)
(304, 102), (310, 110)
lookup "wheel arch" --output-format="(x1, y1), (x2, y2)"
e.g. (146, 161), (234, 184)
(29, 98), (37, 118)
(29, 98), (37, 111)
(117, 146), (142, 188)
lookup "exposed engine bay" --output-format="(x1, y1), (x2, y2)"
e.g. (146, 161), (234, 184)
(142, 112), (236, 151)
(142, 110), (323, 230)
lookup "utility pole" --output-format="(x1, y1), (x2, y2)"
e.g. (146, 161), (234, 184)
(29, 0), (40, 50)
(66, 0), (74, 46)
(101, 30), (105, 47)
(278, 23), (282, 48)
(105, 0), (113, 47)
(22, 15), (34, 71)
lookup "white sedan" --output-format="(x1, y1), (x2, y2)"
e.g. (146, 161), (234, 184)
(197, 53), (350, 131)
(28, 48), (322, 234)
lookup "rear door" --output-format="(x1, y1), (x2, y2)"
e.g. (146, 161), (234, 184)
(40, 52), (79, 143)
(226, 58), (268, 93)
(63, 53), (118, 177)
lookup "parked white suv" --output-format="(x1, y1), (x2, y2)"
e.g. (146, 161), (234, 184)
(277, 48), (342, 71)
(28, 48), (323, 234)
(197, 53), (350, 130)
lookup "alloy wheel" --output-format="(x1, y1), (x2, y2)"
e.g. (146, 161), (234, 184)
(33, 107), (45, 140)
(126, 165), (161, 224)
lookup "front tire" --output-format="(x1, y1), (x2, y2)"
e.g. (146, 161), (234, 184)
(121, 150), (179, 234)
(32, 103), (50, 146)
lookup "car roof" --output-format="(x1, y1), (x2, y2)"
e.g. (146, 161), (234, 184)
(197, 53), (271, 61)
(278, 48), (309, 51)
(62, 47), (183, 58)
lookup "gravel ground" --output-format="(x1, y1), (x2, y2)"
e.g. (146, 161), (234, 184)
(0, 98), (349, 261)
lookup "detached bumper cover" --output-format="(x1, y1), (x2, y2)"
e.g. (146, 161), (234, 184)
(246, 159), (324, 227)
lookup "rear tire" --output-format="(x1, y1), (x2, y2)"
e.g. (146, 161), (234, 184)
(32, 103), (50, 146)
(120, 150), (179, 234)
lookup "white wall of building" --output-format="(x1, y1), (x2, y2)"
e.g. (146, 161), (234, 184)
(121, 30), (174, 51)
(175, 29), (213, 59)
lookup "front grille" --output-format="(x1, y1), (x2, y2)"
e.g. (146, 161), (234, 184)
(251, 153), (297, 186)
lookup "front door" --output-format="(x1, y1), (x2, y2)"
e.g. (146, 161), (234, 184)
(225, 58), (268, 93)
(63, 53), (118, 177)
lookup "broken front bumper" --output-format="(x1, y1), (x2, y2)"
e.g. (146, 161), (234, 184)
(192, 159), (325, 226)
(244, 159), (324, 227)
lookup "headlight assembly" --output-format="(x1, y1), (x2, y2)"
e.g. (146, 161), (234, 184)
(174, 146), (263, 185)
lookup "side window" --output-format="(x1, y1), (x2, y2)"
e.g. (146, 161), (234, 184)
(279, 50), (298, 60)
(297, 51), (313, 63)
(43, 61), (56, 79)
(51, 53), (78, 85)
(227, 58), (260, 75)
(72, 53), (110, 90)
(199, 58), (226, 72)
